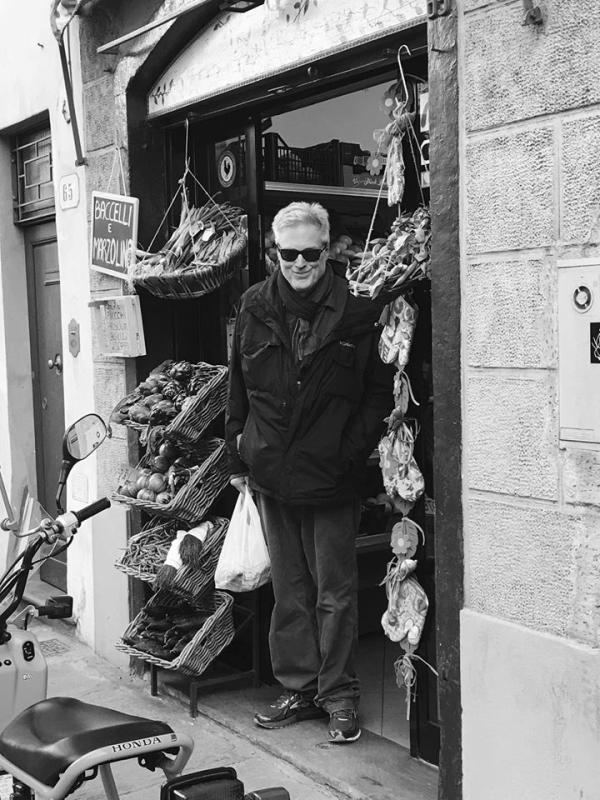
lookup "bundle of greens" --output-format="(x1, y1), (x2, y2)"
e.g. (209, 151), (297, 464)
(133, 197), (246, 279)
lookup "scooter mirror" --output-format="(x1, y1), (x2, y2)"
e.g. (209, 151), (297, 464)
(63, 414), (107, 462)
(56, 414), (107, 512)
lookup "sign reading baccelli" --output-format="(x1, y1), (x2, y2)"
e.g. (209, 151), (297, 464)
(90, 191), (139, 280)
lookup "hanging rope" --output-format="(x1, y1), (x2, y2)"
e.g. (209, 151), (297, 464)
(117, 149), (127, 195)
(395, 650), (439, 720)
(395, 45), (426, 207)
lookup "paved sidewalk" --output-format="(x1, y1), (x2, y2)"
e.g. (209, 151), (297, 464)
(12, 619), (437, 800)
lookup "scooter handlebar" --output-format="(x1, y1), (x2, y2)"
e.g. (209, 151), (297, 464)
(73, 497), (111, 525)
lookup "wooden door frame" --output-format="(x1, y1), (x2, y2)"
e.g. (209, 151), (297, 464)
(125, 10), (463, 794)
(429, 10), (463, 800)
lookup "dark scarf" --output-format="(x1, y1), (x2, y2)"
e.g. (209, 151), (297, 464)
(276, 267), (335, 362)
(276, 267), (334, 320)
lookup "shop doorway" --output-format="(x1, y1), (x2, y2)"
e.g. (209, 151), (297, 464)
(24, 221), (66, 590)
(160, 50), (440, 763)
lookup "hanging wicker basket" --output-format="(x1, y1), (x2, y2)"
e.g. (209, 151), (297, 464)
(116, 590), (235, 677)
(133, 234), (247, 300)
(112, 437), (229, 525)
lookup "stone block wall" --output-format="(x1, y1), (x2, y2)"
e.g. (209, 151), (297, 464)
(461, 2), (600, 794)
(79, 0), (190, 498)
(461, 0), (600, 650)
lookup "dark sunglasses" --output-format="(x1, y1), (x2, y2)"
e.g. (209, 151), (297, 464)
(276, 245), (327, 263)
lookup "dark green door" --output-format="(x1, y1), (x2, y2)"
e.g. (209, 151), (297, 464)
(25, 221), (66, 591)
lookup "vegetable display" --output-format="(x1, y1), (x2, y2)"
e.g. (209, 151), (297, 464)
(132, 197), (246, 280)
(111, 360), (217, 428)
(346, 206), (431, 299)
(122, 593), (211, 661)
(116, 441), (197, 506)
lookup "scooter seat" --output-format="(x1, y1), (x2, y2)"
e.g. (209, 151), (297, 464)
(0, 696), (175, 786)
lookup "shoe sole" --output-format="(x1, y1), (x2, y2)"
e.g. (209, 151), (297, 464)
(329, 728), (362, 743)
(254, 708), (326, 729)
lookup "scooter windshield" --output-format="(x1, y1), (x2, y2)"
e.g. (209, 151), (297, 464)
(1, 489), (59, 617)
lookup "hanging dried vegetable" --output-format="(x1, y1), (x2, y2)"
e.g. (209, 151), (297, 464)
(346, 206), (431, 299)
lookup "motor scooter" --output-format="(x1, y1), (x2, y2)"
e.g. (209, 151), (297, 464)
(0, 414), (289, 800)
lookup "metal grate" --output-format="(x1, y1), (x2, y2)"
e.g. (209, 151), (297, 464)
(38, 638), (70, 656)
(12, 127), (55, 223)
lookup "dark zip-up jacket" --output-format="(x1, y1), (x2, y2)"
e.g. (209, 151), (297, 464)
(225, 271), (395, 505)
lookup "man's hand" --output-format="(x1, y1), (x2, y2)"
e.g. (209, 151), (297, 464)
(230, 474), (248, 494)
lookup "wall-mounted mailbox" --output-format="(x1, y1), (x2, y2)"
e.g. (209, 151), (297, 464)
(558, 258), (600, 444)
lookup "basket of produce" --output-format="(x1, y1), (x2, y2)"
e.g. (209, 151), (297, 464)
(112, 437), (229, 525)
(115, 517), (229, 602)
(110, 360), (227, 443)
(117, 589), (235, 677)
(164, 363), (227, 444)
(130, 197), (247, 300)
(346, 206), (431, 299)
(114, 518), (177, 583)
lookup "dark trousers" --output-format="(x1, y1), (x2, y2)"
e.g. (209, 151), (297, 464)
(254, 491), (361, 713)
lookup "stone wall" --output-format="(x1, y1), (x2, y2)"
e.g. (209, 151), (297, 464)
(462, 0), (600, 646)
(460, 1), (600, 796)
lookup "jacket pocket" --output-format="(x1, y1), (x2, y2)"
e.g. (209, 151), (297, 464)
(324, 341), (359, 399)
(241, 338), (281, 390)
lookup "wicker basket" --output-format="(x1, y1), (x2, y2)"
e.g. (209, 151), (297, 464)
(109, 391), (147, 433)
(114, 518), (177, 583)
(132, 234), (247, 300)
(165, 364), (228, 444)
(115, 517), (229, 602)
(109, 363), (228, 445)
(116, 590), (235, 677)
(112, 437), (229, 525)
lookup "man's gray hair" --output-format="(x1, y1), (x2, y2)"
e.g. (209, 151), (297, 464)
(272, 201), (330, 244)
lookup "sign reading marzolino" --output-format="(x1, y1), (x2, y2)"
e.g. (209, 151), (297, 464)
(90, 191), (139, 280)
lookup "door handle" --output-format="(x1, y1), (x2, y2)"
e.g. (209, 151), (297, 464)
(47, 353), (63, 375)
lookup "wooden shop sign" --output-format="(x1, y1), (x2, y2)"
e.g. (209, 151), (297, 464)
(90, 191), (139, 280)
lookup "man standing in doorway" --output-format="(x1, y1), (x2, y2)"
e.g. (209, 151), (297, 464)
(226, 201), (394, 743)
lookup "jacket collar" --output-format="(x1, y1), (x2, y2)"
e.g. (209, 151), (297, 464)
(245, 269), (386, 346)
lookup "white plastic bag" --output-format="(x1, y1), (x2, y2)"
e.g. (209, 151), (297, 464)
(214, 490), (271, 592)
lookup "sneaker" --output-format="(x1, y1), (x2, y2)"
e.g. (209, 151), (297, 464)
(254, 690), (325, 729)
(328, 709), (361, 743)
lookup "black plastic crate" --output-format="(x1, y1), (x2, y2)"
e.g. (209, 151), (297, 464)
(263, 134), (367, 187)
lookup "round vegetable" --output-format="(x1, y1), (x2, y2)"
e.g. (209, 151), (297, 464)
(156, 492), (171, 505)
(153, 455), (170, 473)
(136, 474), (150, 491)
(159, 441), (179, 461)
(136, 488), (156, 502)
(148, 473), (167, 493)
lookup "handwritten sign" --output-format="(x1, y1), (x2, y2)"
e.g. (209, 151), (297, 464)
(90, 295), (146, 357)
(90, 192), (139, 280)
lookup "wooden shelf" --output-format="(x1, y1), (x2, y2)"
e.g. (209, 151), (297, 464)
(264, 180), (383, 199)
(355, 532), (390, 552)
